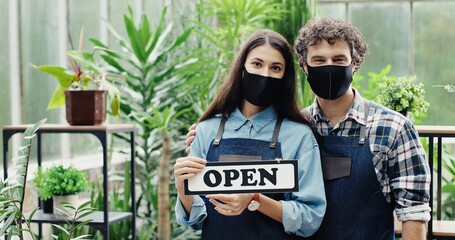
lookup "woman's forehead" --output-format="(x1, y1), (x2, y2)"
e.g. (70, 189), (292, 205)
(246, 45), (285, 64)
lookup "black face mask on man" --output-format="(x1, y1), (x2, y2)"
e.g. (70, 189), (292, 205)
(242, 70), (283, 107)
(306, 64), (353, 100)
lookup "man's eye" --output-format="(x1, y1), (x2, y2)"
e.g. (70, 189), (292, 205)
(335, 59), (346, 64)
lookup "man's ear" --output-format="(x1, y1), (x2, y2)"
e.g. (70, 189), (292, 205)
(351, 60), (358, 73)
(299, 59), (308, 75)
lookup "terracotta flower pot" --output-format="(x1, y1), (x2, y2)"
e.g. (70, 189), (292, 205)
(64, 90), (105, 125)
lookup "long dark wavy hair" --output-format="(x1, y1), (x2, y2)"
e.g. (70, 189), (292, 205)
(199, 29), (317, 134)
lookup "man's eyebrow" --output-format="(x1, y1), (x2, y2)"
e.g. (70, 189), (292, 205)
(309, 55), (325, 59)
(333, 54), (349, 58)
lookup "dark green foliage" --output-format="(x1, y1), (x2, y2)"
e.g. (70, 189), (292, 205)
(36, 165), (89, 199)
(51, 200), (96, 240)
(0, 118), (46, 239)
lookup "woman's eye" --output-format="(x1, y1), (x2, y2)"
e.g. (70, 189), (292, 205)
(272, 66), (282, 72)
(252, 62), (262, 67)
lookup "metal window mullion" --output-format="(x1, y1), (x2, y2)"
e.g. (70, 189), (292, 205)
(59, 0), (71, 159)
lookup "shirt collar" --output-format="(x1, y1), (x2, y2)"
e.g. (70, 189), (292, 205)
(309, 88), (367, 126)
(230, 106), (278, 132)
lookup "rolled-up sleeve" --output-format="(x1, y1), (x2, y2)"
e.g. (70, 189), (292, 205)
(175, 194), (207, 229)
(389, 120), (431, 222)
(282, 143), (326, 237)
(175, 124), (209, 229)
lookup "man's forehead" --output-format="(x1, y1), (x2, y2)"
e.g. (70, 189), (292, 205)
(307, 39), (351, 57)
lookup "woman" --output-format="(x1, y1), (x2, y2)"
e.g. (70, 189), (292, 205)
(174, 29), (326, 239)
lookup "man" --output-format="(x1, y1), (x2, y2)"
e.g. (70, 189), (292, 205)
(293, 17), (430, 239)
(186, 17), (431, 239)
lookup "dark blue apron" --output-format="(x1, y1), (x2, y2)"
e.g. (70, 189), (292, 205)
(201, 115), (300, 240)
(309, 101), (395, 240)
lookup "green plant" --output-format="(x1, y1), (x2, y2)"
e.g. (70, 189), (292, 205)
(52, 200), (96, 240)
(90, 5), (194, 238)
(353, 65), (392, 101)
(433, 84), (455, 94)
(36, 165), (89, 198)
(32, 28), (123, 116)
(439, 145), (455, 220)
(0, 118), (46, 239)
(377, 75), (430, 116)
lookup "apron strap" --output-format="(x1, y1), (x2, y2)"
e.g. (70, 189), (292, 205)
(359, 100), (370, 145)
(269, 117), (283, 149)
(213, 115), (228, 146)
(213, 114), (283, 148)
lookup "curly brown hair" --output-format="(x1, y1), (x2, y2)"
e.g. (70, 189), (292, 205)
(294, 17), (368, 71)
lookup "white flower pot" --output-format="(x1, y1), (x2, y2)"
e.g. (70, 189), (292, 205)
(53, 194), (80, 219)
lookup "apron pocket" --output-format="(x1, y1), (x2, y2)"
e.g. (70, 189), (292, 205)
(322, 157), (352, 180)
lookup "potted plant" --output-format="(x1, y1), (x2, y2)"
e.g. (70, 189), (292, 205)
(33, 29), (123, 125)
(33, 167), (54, 213)
(377, 75), (430, 117)
(35, 165), (89, 217)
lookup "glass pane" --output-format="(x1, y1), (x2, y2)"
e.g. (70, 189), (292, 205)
(68, 0), (101, 51)
(144, 0), (165, 26)
(414, 2), (455, 125)
(21, 0), (62, 159)
(318, 3), (347, 20)
(68, 0), (102, 155)
(0, 0), (11, 168)
(108, 0), (134, 51)
(349, 2), (411, 77)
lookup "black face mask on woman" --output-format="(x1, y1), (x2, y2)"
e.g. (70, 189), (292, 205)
(242, 70), (283, 107)
(306, 64), (353, 100)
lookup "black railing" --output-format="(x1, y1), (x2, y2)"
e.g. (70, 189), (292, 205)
(416, 125), (455, 239)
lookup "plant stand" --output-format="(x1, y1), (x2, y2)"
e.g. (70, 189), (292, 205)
(2, 124), (136, 240)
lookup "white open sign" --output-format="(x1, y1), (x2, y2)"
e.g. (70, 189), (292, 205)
(184, 160), (298, 195)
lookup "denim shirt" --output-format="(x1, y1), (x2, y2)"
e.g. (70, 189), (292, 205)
(175, 106), (326, 237)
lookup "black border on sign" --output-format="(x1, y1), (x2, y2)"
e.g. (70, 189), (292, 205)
(184, 160), (298, 195)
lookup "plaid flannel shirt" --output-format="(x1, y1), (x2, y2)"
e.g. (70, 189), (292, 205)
(306, 89), (431, 221)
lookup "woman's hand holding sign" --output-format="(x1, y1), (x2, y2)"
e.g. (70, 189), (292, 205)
(174, 156), (207, 214)
(206, 193), (254, 216)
